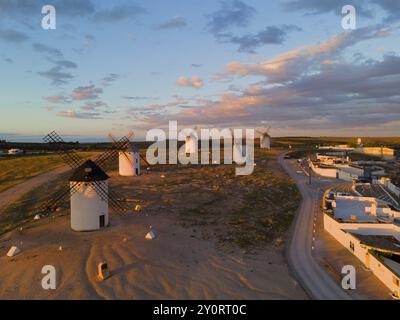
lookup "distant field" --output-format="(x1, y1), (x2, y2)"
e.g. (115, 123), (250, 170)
(0, 152), (96, 193)
(273, 137), (400, 148)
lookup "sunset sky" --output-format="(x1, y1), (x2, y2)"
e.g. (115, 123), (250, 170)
(0, 0), (399, 141)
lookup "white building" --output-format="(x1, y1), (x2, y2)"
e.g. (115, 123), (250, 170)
(69, 160), (109, 231)
(324, 194), (400, 297)
(354, 147), (397, 161)
(310, 158), (385, 182)
(119, 144), (140, 176)
(8, 148), (23, 155)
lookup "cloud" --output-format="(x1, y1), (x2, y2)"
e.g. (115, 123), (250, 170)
(4, 57), (13, 63)
(33, 43), (78, 85)
(71, 85), (103, 100)
(81, 101), (108, 111)
(156, 16), (187, 30)
(282, 0), (373, 17)
(122, 96), (157, 101)
(218, 24), (302, 53)
(371, 0), (400, 22)
(221, 26), (390, 83)
(206, 0), (256, 35)
(57, 110), (102, 119)
(93, 4), (146, 23)
(102, 73), (120, 86)
(137, 31), (400, 135)
(0, 0), (95, 17)
(38, 66), (74, 85)
(52, 0), (95, 16)
(0, 29), (29, 43)
(32, 43), (63, 57)
(53, 60), (78, 68)
(44, 95), (70, 103)
(129, 96), (189, 116)
(176, 76), (204, 89)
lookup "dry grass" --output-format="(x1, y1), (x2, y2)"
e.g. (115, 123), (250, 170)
(0, 149), (301, 250)
(0, 152), (96, 193)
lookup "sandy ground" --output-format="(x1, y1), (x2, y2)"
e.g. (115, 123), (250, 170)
(0, 208), (306, 299)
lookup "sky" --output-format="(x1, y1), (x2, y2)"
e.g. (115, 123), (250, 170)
(0, 0), (399, 142)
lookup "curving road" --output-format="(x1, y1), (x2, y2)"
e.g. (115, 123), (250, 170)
(279, 155), (352, 300)
(0, 165), (69, 213)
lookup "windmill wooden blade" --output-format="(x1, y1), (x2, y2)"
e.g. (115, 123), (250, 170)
(43, 131), (83, 169)
(109, 132), (150, 167)
(109, 132), (135, 166)
(122, 150), (135, 166)
(92, 181), (128, 214)
(95, 136), (131, 170)
(37, 182), (80, 213)
(256, 129), (265, 136)
(139, 153), (150, 166)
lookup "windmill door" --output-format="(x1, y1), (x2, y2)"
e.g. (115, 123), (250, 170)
(99, 215), (105, 228)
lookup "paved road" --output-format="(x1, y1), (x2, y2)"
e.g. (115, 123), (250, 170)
(279, 155), (352, 300)
(0, 165), (69, 212)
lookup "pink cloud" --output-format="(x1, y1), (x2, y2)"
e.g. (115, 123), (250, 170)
(176, 76), (204, 89)
(70, 85), (103, 100)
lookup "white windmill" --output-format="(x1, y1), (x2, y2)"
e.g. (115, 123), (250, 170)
(184, 127), (198, 155)
(40, 131), (130, 232)
(119, 144), (141, 176)
(257, 127), (271, 149)
(69, 160), (110, 231)
(109, 132), (150, 177)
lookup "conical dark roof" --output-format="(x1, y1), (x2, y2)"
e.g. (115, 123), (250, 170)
(69, 160), (109, 182)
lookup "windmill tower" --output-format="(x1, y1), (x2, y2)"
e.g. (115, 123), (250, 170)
(119, 144), (141, 176)
(109, 132), (150, 176)
(257, 127), (271, 149)
(69, 160), (110, 231)
(184, 127), (198, 155)
(231, 129), (246, 164)
(39, 131), (130, 232)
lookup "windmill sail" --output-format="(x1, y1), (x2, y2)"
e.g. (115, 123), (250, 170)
(37, 182), (80, 213)
(95, 135), (131, 170)
(39, 131), (131, 221)
(43, 131), (83, 168)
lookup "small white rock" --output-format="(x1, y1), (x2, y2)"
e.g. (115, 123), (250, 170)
(6, 246), (21, 257)
(145, 230), (157, 240)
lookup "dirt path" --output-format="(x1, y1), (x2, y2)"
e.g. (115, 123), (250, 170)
(0, 165), (69, 212)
